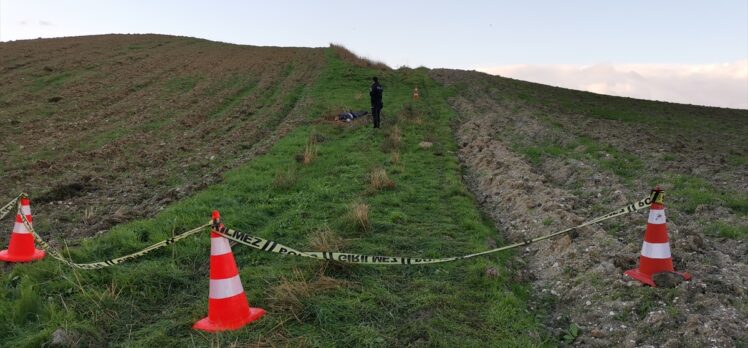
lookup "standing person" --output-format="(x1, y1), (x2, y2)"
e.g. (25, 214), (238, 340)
(369, 76), (384, 128)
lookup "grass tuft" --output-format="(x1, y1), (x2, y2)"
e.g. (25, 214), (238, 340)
(308, 226), (345, 252)
(368, 167), (395, 193)
(390, 151), (400, 165)
(268, 268), (348, 316)
(381, 126), (403, 152)
(345, 201), (370, 232)
(303, 141), (317, 165)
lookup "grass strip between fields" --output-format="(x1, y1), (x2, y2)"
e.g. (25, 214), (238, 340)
(0, 50), (549, 347)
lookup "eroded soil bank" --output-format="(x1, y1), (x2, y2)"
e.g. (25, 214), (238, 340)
(431, 69), (748, 347)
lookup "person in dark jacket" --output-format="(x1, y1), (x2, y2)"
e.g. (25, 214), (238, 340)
(369, 76), (383, 128)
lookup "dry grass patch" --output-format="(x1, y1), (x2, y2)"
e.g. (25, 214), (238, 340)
(308, 226), (346, 252)
(308, 226), (357, 274)
(381, 125), (403, 152)
(368, 167), (395, 193)
(391, 151), (400, 165)
(390, 126), (403, 147)
(345, 201), (370, 232)
(301, 132), (318, 165)
(268, 268), (349, 317)
(303, 142), (317, 165)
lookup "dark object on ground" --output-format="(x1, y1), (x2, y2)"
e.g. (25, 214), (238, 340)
(652, 271), (686, 288)
(48, 96), (63, 103)
(338, 110), (368, 122)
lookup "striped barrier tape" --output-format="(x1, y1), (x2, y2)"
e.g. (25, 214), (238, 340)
(0, 194), (21, 221)
(7, 194), (210, 269)
(3, 192), (655, 268)
(214, 195), (655, 265)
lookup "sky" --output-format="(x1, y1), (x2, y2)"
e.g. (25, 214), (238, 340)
(1, 0), (747, 108)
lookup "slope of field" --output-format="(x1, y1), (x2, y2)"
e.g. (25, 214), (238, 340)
(3, 34), (746, 347)
(0, 34), (326, 242)
(0, 37), (547, 347)
(431, 69), (747, 346)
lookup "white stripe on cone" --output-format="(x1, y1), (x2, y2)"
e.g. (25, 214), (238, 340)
(13, 220), (30, 234)
(21, 205), (31, 216)
(641, 241), (671, 259)
(211, 237), (232, 256)
(209, 275), (245, 299)
(648, 209), (666, 224)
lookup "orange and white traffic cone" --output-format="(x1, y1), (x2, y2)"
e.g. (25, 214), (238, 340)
(0, 197), (45, 263)
(193, 210), (265, 332)
(624, 188), (690, 287)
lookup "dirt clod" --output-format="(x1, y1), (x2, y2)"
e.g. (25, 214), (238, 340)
(418, 141), (433, 149)
(49, 328), (78, 347)
(653, 272), (686, 288)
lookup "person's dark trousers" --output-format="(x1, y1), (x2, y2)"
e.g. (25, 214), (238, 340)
(372, 105), (382, 128)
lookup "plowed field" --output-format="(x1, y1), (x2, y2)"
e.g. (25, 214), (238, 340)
(1, 34), (326, 241)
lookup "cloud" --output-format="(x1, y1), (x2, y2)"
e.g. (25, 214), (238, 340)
(15, 20), (53, 27)
(478, 60), (748, 109)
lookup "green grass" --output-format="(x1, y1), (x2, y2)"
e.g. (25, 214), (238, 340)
(514, 136), (644, 182)
(0, 50), (547, 347)
(706, 222), (748, 240)
(664, 175), (748, 215)
(32, 72), (73, 92)
(727, 154), (747, 167)
(163, 75), (202, 94)
(210, 77), (258, 118)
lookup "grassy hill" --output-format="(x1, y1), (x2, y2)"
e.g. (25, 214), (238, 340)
(0, 35), (746, 346)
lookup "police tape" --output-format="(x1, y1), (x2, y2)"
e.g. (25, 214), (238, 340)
(0, 194), (21, 221)
(3, 192), (654, 268)
(26, 221), (210, 270)
(5, 194), (211, 269)
(213, 195), (655, 265)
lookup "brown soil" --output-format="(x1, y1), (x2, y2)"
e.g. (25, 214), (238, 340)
(431, 69), (748, 347)
(0, 34), (326, 243)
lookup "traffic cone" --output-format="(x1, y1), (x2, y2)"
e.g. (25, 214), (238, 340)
(624, 188), (690, 287)
(0, 197), (45, 262)
(193, 210), (265, 332)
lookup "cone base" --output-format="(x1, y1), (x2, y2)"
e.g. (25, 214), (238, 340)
(0, 248), (45, 263)
(625, 269), (691, 287)
(193, 307), (265, 332)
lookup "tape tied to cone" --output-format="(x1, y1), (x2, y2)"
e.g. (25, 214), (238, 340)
(3, 192), (655, 268)
(193, 211), (265, 332)
(625, 189), (691, 286)
(0, 196), (45, 262)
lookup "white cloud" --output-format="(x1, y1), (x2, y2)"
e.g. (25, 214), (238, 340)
(478, 60), (748, 109)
